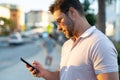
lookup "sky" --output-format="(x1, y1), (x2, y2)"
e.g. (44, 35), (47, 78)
(0, 0), (55, 12)
(0, 0), (97, 13)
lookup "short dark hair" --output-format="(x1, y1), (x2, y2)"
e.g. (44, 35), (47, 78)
(49, 0), (85, 16)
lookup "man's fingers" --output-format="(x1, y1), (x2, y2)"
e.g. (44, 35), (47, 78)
(28, 67), (34, 72)
(32, 69), (39, 76)
(33, 61), (39, 65)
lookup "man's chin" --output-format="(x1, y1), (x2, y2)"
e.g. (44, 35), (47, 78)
(63, 33), (70, 38)
(65, 34), (70, 38)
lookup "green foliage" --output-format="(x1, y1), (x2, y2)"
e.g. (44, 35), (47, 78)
(113, 42), (120, 78)
(85, 13), (96, 26)
(117, 55), (120, 65)
(83, 0), (90, 12)
(0, 17), (13, 35)
(119, 65), (120, 78)
(82, 0), (96, 26)
(0, 17), (13, 27)
(113, 42), (120, 54)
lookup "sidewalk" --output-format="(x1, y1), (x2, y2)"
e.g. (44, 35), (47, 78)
(0, 43), (61, 80)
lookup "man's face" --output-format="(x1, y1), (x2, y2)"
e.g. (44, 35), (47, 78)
(53, 10), (75, 38)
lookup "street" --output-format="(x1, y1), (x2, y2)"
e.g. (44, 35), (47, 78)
(0, 41), (40, 70)
(0, 38), (61, 80)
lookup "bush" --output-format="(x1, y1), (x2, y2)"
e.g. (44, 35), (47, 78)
(113, 42), (120, 78)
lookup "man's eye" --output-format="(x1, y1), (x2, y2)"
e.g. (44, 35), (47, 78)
(57, 18), (62, 24)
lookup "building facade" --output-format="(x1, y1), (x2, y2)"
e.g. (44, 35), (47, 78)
(26, 10), (54, 29)
(0, 4), (25, 33)
(0, 5), (10, 19)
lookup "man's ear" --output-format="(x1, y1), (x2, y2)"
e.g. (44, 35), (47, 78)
(68, 7), (77, 20)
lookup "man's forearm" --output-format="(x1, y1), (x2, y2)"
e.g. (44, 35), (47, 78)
(96, 72), (119, 80)
(43, 70), (60, 80)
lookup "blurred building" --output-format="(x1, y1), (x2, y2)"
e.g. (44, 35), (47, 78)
(25, 10), (54, 29)
(106, 0), (120, 42)
(0, 5), (10, 19)
(0, 5), (10, 34)
(0, 3), (25, 33)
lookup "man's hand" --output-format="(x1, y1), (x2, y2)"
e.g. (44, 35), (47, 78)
(26, 61), (45, 77)
(26, 61), (60, 80)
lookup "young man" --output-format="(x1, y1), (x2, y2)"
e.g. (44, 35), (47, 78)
(43, 34), (56, 66)
(26, 0), (119, 80)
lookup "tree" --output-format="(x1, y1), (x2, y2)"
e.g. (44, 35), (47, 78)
(82, 0), (96, 26)
(0, 17), (13, 35)
(97, 0), (106, 34)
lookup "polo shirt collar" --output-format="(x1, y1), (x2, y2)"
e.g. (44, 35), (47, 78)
(70, 26), (96, 43)
(80, 26), (96, 38)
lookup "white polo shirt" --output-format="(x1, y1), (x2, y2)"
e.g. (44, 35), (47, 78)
(60, 26), (118, 80)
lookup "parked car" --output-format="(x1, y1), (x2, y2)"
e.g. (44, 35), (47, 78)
(8, 32), (23, 45)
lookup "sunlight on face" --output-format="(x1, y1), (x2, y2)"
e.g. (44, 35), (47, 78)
(54, 10), (75, 38)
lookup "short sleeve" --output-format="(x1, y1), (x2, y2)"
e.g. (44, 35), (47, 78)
(90, 40), (118, 74)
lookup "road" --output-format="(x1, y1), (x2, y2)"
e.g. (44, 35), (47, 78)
(0, 38), (61, 80)
(0, 40), (41, 70)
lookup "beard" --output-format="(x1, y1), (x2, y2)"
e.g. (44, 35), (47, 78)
(64, 16), (75, 38)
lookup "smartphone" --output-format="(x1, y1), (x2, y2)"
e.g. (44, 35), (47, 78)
(20, 57), (39, 72)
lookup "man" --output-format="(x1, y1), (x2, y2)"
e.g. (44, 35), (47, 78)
(42, 34), (56, 66)
(26, 0), (119, 80)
